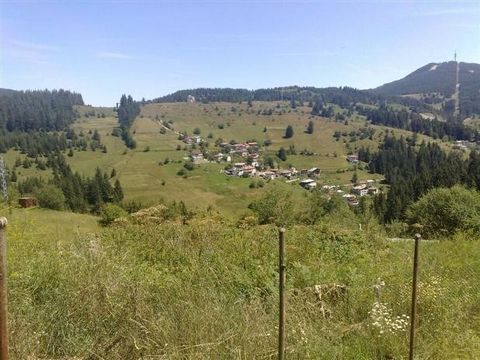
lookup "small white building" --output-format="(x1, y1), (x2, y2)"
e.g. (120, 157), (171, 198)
(353, 185), (368, 197)
(300, 179), (317, 190)
(347, 154), (359, 164)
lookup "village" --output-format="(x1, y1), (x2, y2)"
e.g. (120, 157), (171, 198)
(179, 134), (380, 206)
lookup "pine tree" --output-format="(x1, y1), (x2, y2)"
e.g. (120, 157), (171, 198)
(306, 121), (314, 134)
(113, 179), (124, 202)
(277, 147), (287, 161)
(284, 125), (294, 139)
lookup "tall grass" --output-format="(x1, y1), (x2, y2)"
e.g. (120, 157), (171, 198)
(5, 216), (480, 359)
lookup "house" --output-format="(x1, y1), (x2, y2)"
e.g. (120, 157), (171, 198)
(183, 137), (193, 145)
(242, 165), (257, 177)
(213, 153), (224, 162)
(347, 154), (359, 164)
(192, 135), (202, 144)
(307, 167), (320, 177)
(279, 170), (293, 179)
(352, 185), (368, 197)
(300, 179), (317, 190)
(368, 187), (379, 195)
(183, 135), (203, 145)
(190, 151), (204, 163)
(343, 194), (359, 206)
(259, 171), (276, 180)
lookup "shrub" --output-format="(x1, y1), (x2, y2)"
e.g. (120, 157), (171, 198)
(34, 184), (65, 210)
(406, 185), (480, 238)
(99, 203), (128, 226)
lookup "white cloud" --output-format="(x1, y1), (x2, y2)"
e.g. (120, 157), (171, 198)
(96, 51), (132, 59)
(2, 39), (59, 65)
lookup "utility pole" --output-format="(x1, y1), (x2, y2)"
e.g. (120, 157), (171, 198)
(278, 228), (286, 360)
(409, 233), (421, 360)
(0, 217), (8, 360)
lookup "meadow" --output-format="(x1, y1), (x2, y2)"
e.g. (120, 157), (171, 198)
(2, 206), (479, 359)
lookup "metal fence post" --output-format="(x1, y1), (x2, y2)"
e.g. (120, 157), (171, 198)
(278, 228), (286, 360)
(409, 233), (421, 360)
(0, 217), (8, 360)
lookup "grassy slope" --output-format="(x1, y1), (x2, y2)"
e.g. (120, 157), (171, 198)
(0, 205), (100, 243)
(4, 217), (480, 359)
(4, 102), (447, 215)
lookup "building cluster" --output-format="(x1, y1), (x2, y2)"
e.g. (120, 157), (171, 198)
(322, 180), (379, 206)
(219, 142), (260, 159)
(182, 135), (203, 145)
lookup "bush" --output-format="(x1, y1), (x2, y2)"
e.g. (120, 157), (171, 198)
(99, 203), (128, 226)
(184, 161), (195, 171)
(248, 186), (295, 226)
(406, 185), (480, 238)
(34, 184), (65, 210)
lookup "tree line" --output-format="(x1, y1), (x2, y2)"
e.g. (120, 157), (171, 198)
(356, 105), (476, 141)
(151, 86), (432, 113)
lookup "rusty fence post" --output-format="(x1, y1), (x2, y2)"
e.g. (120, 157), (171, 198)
(278, 228), (286, 360)
(0, 217), (8, 360)
(409, 233), (421, 360)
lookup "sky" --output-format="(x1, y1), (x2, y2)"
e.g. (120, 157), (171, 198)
(1, 0), (479, 106)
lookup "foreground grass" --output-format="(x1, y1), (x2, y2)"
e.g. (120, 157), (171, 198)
(3, 211), (480, 359)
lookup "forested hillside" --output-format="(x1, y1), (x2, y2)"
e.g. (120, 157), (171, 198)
(459, 62), (480, 116)
(152, 86), (429, 112)
(0, 89), (83, 132)
(0, 89), (84, 155)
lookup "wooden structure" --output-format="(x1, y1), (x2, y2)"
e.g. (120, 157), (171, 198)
(18, 197), (37, 208)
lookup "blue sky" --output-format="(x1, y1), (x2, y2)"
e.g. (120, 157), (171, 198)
(1, 0), (479, 105)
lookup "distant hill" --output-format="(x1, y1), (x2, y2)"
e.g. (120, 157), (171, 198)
(372, 61), (480, 117)
(372, 61), (458, 97)
(0, 88), (18, 96)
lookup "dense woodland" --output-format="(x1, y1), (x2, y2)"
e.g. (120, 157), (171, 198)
(0, 89), (83, 132)
(360, 136), (480, 223)
(0, 89), (84, 154)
